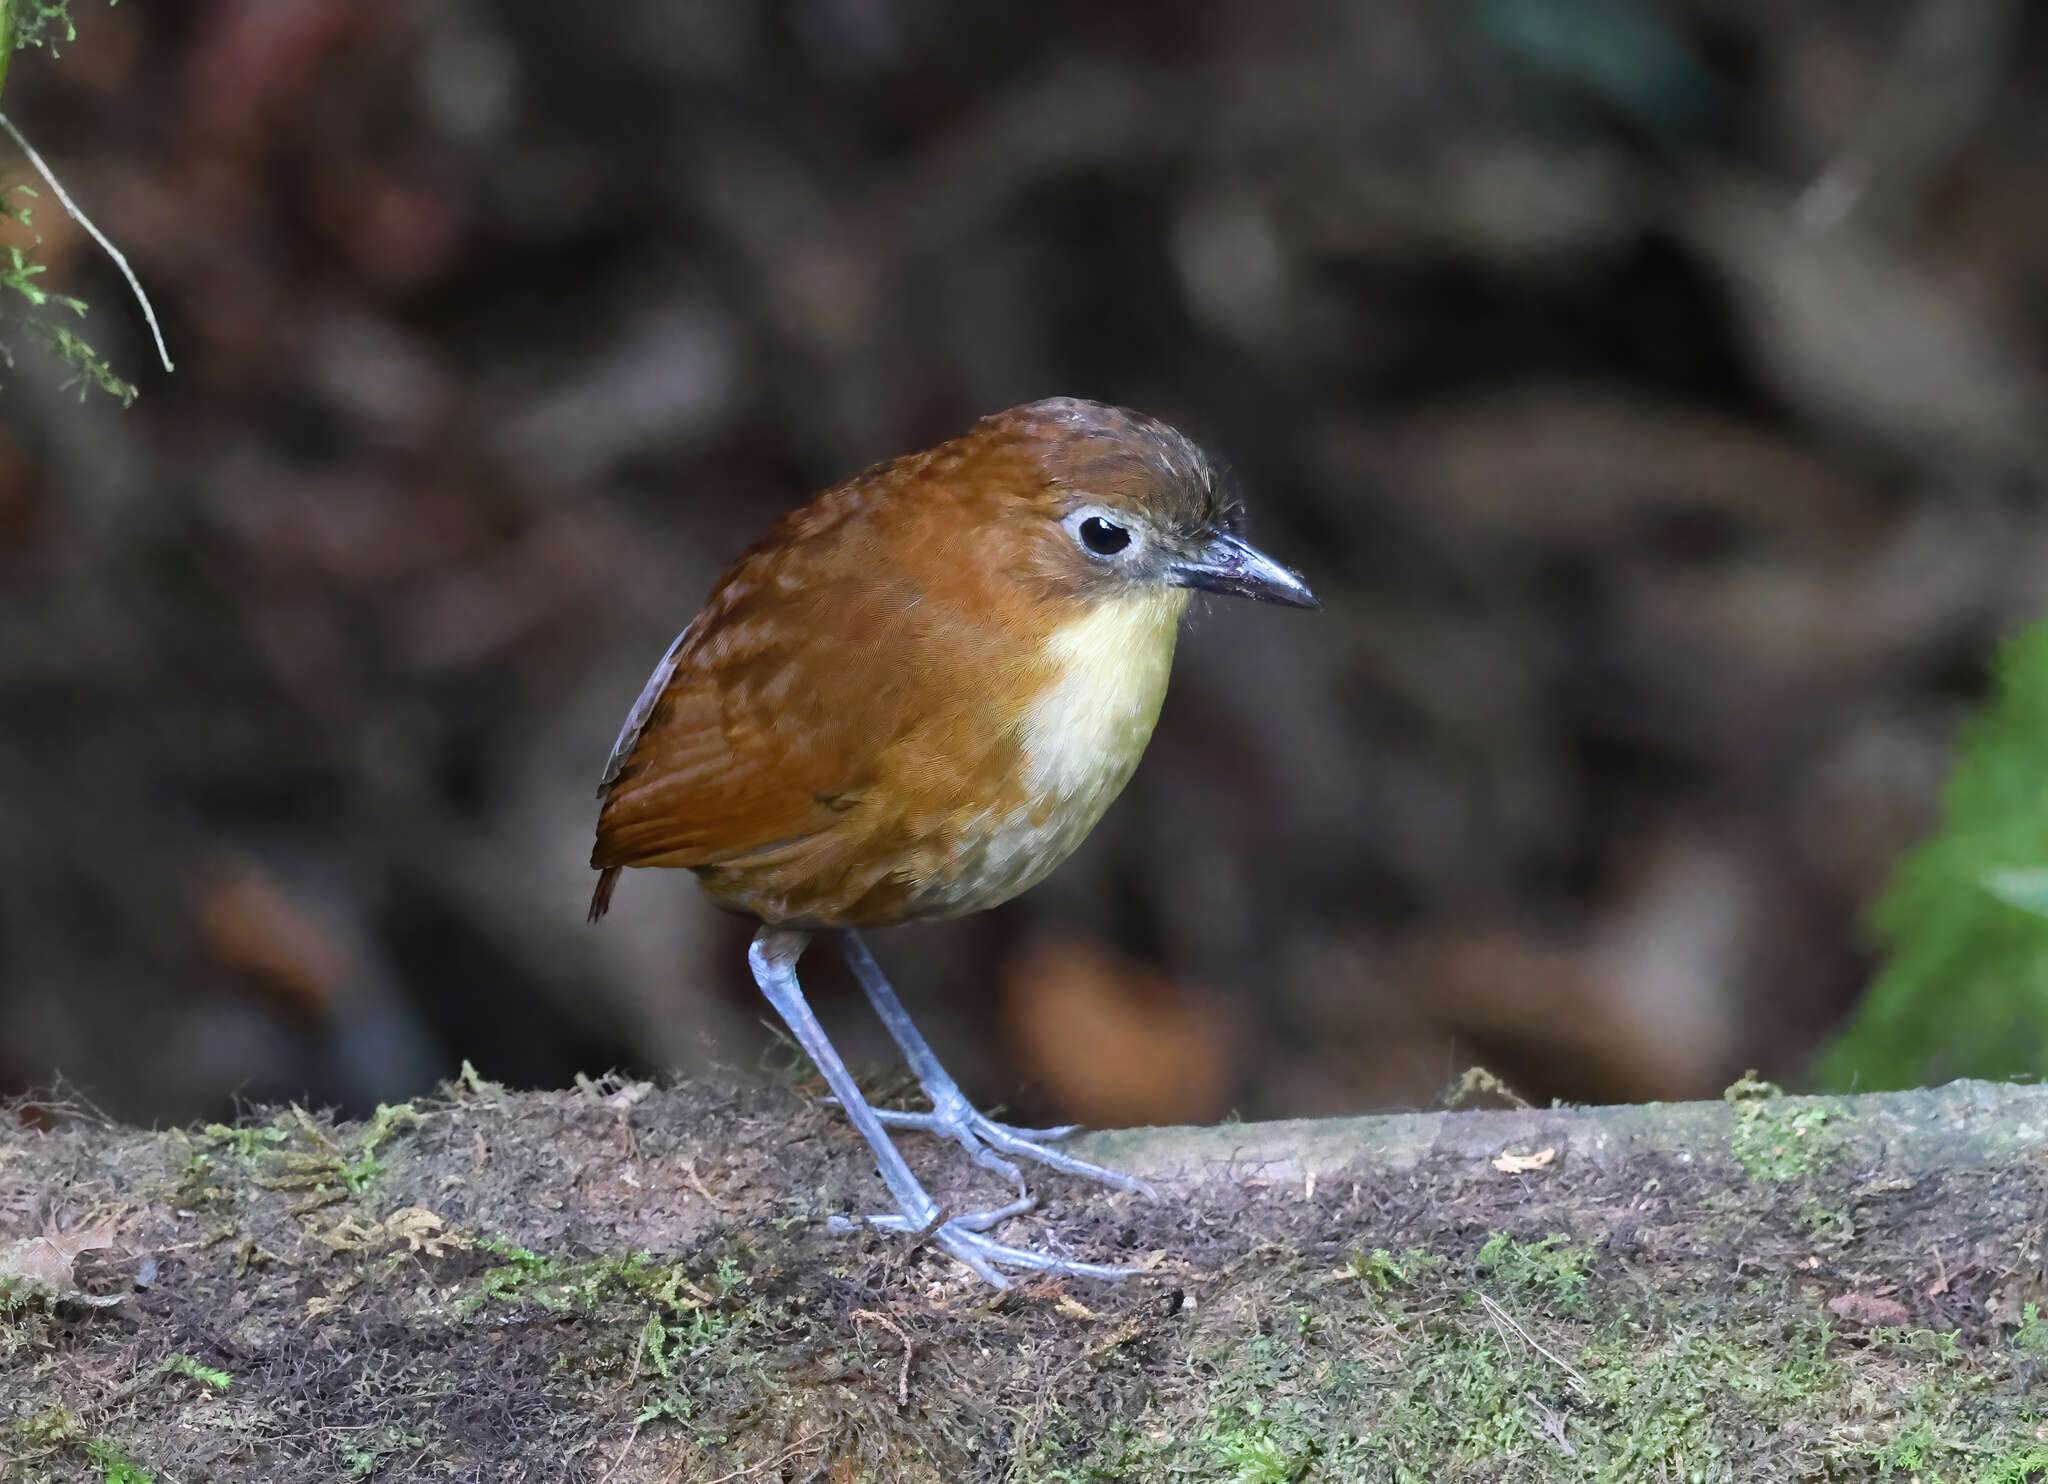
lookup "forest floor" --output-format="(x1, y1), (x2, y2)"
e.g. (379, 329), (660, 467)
(4, 1073), (2048, 1482)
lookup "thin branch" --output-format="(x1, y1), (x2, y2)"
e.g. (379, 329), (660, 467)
(1478, 1292), (1594, 1402)
(851, 1308), (914, 1408)
(598, 1419), (639, 1484)
(0, 109), (172, 373)
(688, 1431), (823, 1484)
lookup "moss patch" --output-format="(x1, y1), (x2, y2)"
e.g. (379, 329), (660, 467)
(5, 1079), (2048, 1481)
(1725, 1071), (1842, 1182)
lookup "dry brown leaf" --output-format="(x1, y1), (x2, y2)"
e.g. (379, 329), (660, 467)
(305, 1274), (362, 1319)
(0, 1227), (124, 1307)
(383, 1206), (466, 1257)
(317, 1217), (383, 1253)
(1492, 1147), (1557, 1174)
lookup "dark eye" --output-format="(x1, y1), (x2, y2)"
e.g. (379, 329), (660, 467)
(1078, 516), (1131, 556)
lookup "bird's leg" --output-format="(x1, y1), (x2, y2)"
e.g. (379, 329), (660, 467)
(834, 929), (1158, 1199)
(748, 929), (1139, 1287)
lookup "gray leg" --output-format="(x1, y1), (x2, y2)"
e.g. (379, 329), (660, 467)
(747, 929), (1139, 1287)
(835, 929), (1158, 1199)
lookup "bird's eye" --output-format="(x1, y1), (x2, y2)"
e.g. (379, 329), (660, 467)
(1078, 515), (1131, 557)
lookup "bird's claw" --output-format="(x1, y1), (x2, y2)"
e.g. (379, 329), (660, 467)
(831, 1191), (1034, 1236)
(826, 1096), (1156, 1198)
(829, 1194), (1141, 1287)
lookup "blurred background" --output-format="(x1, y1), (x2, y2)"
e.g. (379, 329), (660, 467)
(3, 0), (2045, 1129)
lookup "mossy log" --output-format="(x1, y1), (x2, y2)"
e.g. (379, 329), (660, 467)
(5, 1076), (2048, 1482)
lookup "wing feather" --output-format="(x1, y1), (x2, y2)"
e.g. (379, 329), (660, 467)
(587, 450), (1045, 922)
(590, 498), (915, 873)
(596, 621), (695, 796)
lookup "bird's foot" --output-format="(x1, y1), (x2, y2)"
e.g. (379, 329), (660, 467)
(830, 1094), (1157, 1198)
(829, 1195), (1142, 1287)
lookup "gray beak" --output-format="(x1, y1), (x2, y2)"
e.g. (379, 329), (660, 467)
(1168, 531), (1319, 609)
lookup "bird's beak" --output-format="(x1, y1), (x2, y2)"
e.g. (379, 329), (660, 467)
(1168, 531), (1319, 609)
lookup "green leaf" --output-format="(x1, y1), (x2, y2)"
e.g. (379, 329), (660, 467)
(1981, 867), (2048, 919)
(1821, 620), (2048, 1088)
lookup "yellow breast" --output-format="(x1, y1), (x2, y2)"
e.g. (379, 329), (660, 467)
(1020, 586), (1190, 802)
(915, 587), (1188, 918)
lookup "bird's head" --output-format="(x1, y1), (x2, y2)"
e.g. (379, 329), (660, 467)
(969, 398), (1318, 613)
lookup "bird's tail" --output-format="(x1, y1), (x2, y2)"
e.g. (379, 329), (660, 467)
(588, 866), (622, 923)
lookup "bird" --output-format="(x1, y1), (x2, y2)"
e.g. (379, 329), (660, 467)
(588, 397), (1315, 1286)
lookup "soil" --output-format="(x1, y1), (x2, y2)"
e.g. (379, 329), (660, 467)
(4, 1073), (2048, 1482)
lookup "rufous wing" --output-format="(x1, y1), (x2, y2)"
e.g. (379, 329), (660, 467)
(590, 631), (866, 876)
(586, 445), (1051, 923)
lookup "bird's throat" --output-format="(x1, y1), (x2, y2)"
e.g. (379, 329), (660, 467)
(1020, 586), (1189, 806)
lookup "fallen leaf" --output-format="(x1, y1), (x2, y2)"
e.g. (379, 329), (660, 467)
(317, 1217), (382, 1253)
(305, 1274), (362, 1319)
(383, 1206), (466, 1258)
(1828, 1291), (1910, 1327)
(0, 1227), (124, 1307)
(1492, 1147), (1557, 1174)
(0, 1235), (93, 1290)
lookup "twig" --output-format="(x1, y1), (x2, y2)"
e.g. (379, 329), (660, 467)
(908, 1203), (949, 1243)
(1478, 1292), (1593, 1402)
(686, 1431), (823, 1484)
(599, 1420), (639, 1484)
(680, 1155), (731, 1212)
(0, 111), (173, 373)
(851, 1308), (913, 1408)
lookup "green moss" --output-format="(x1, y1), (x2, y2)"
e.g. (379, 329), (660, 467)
(454, 1059), (503, 1097)
(1202, 1405), (1317, 1484)
(1987, 1446), (2048, 1484)
(159, 1354), (232, 1392)
(1338, 1246), (1446, 1294)
(343, 1101), (423, 1192)
(195, 1102), (421, 1206)
(200, 1122), (289, 1160)
(2015, 1302), (2048, 1358)
(83, 1440), (155, 1484)
(1724, 1073), (1838, 1181)
(0, 1273), (52, 1349)
(164, 1147), (229, 1213)
(452, 1237), (827, 1466)
(1473, 1232), (1593, 1313)
(1010, 1225), (2048, 1484)
(5, 1409), (159, 1484)
(461, 1239), (719, 1319)
(8, 1405), (86, 1453)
